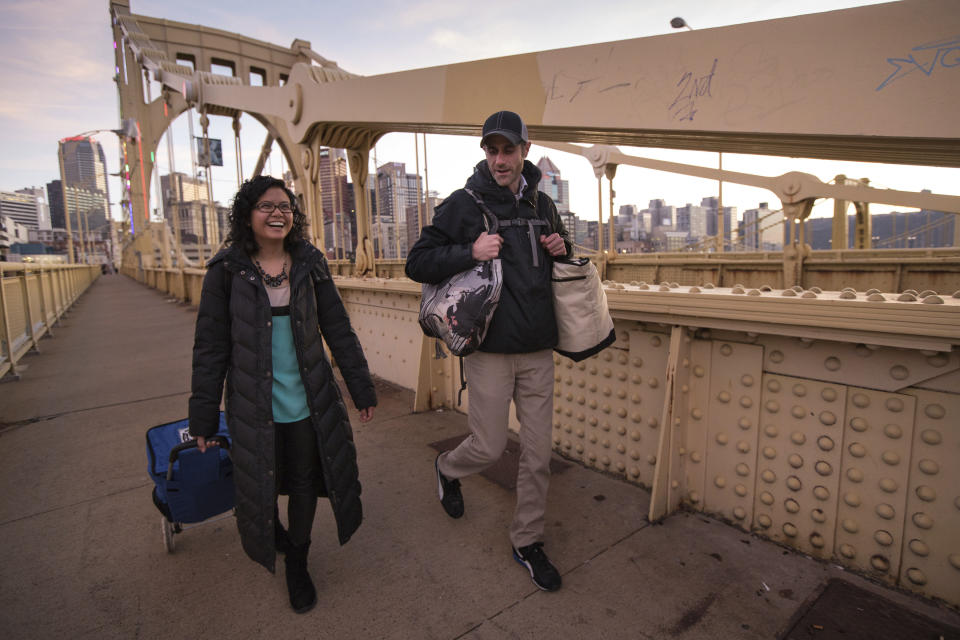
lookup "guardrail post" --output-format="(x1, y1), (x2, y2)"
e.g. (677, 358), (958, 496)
(19, 271), (40, 353)
(36, 267), (53, 338)
(0, 265), (21, 380)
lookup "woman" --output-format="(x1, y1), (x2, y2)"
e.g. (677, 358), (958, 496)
(188, 175), (376, 614)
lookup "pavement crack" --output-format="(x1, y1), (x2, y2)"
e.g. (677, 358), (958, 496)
(0, 481), (152, 527)
(0, 391), (190, 434)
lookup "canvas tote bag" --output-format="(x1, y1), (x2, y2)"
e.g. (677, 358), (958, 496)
(552, 257), (615, 361)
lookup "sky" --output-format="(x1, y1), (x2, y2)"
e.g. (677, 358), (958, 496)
(1, 0), (957, 227)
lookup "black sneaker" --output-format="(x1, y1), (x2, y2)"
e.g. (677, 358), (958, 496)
(513, 542), (562, 591)
(435, 454), (464, 519)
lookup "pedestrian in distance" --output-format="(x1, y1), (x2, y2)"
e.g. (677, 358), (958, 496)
(405, 110), (571, 592)
(188, 175), (376, 613)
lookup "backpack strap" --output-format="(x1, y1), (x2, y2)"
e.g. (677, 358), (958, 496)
(462, 189), (549, 267)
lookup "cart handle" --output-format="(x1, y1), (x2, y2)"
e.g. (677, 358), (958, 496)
(166, 436), (231, 480)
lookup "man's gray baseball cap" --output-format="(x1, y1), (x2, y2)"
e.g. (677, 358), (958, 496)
(480, 110), (528, 147)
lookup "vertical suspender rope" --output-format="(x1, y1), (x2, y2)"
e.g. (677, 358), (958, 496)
(233, 115), (243, 188)
(414, 133), (423, 233)
(422, 133), (430, 226)
(186, 108), (203, 264)
(372, 147), (382, 261)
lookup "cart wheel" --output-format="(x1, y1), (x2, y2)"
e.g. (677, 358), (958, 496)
(161, 516), (176, 553)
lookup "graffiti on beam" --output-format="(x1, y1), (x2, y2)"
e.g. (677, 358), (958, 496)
(875, 35), (960, 91)
(668, 58), (718, 122)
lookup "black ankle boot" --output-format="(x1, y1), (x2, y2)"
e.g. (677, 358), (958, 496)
(284, 541), (317, 614)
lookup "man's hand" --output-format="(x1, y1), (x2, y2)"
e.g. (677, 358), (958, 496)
(472, 232), (503, 261)
(358, 407), (374, 423)
(540, 233), (566, 257)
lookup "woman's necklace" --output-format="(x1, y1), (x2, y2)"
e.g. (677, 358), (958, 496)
(254, 258), (288, 287)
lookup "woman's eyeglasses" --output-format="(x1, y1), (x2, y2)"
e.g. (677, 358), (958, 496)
(255, 201), (293, 214)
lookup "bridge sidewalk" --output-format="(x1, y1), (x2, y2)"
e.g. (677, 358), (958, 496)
(1, 274), (957, 639)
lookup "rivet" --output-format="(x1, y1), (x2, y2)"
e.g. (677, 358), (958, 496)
(817, 436), (835, 451)
(716, 432), (729, 445)
(814, 461), (832, 476)
(733, 506), (747, 520)
(740, 396), (753, 408)
(912, 512), (934, 529)
(760, 491), (774, 505)
(819, 411), (837, 426)
(879, 477), (899, 493)
(769, 350), (784, 364)
(813, 486), (830, 501)
(810, 533), (825, 548)
(876, 504), (896, 520)
(906, 568), (928, 585)
(762, 447), (777, 460)
(756, 514), (772, 528)
(734, 485), (747, 497)
(717, 391), (731, 403)
(924, 405), (946, 420)
(791, 431), (806, 445)
(849, 443), (867, 458)
(874, 530), (894, 546)
(786, 476), (802, 491)
(850, 417), (868, 432)
(763, 424), (779, 438)
(765, 400), (780, 414)
(920, 429), (942, 445)
(886, 397), (904, 412)
(792, 384), (807, 397)
(852, 393), (870, 408)
(881, 451), (900, 466)
(839, 544), (856, 559)
(821, 388), (838, 402)
(690, 451), (702, 463)
(908, 539), (930, 557)
(811, 509), (826, 524)
(918, 459), (940, 475)
(782, 523), (798, 537)
(824, 357), (841, 371)
(735, 463), (750, 477)
(842, 519), (859, 533)
(788, 454), (803, 468)
(767, 379), (782, 393)
(739, 417), (752, 430)
(760, 469), (776, 483)
(647, 455), (657, 465)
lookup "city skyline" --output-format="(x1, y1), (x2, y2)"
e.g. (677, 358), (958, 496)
(2, 0), (958, 227)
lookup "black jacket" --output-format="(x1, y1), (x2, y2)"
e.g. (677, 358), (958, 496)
(405, 159), (570, 353)
(188, 240), (375, 573)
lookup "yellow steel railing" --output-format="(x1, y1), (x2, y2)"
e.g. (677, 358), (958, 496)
(0, 263), (101, 381)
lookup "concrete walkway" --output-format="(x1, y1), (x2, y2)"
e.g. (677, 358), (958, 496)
(1, 274), (958, 639)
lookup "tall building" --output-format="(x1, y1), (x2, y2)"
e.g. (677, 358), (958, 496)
(739, 202), (783, 251)
(160, 172), (221, 245)
(46, 180), (109, 235)
(374, 162), (421, 259)
(701, 196), (737, 250)
(0, 190), (45, 229)
(318, 148), (356, 256)
(645, 199), (676, 230)
(536, 156), (569, 213)
(58, 136), (111, 232)
(675, 203), (708, 241)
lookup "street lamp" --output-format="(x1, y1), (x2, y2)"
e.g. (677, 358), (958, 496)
(670, 17), (693, 31)
(58, 121), (136, 263)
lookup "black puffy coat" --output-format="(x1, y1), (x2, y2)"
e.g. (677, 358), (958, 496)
(405, 159), (570, 353)
(188, 240), (375, 573)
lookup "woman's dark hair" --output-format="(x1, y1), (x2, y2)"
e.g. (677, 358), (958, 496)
(225, 175), (307, 255)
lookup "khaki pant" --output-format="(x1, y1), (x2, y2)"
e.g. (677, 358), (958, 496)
(437, 349), (555, 548)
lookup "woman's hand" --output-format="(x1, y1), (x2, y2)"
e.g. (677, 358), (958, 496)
(358, 407), (374, 423)
(195, 436), (220, 453)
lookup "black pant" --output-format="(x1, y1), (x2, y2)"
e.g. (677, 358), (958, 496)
(275, 417), (323, 546)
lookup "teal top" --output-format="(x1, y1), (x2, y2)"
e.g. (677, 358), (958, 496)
(267, 283), (309, 423)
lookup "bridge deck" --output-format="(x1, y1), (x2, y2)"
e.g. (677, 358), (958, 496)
(1, 274), (957, 638)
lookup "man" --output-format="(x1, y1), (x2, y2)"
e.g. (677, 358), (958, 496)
(405, 110), (570, 591)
